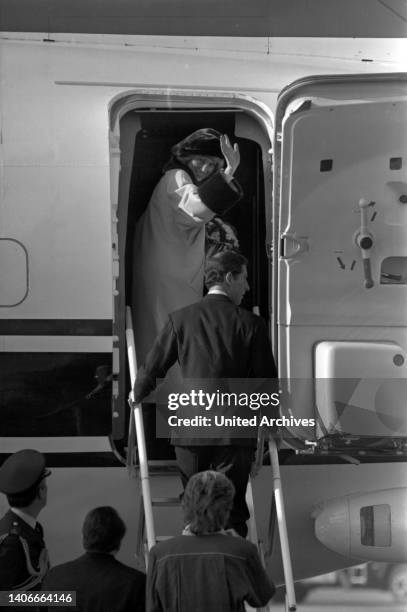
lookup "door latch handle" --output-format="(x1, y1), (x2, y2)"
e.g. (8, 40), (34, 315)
(280, 233), (309, 259)
(355, 198), (375, 289)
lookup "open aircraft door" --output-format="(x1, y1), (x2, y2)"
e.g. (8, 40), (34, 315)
(273, 73), (407, 446)
(260, 74), (407, 586)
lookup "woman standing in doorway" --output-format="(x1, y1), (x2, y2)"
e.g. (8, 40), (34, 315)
(131, 128), (242, 364)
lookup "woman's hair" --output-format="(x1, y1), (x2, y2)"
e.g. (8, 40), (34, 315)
(82, 506), (126, 553)
(182, 470), (235, 535)
(205, 218), (240, 258)
(204, 250), (248, 289)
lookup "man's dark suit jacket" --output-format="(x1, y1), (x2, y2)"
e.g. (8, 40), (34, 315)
(0, 510), (46, 590)
(133, 293), (277, 445)
(42, 552), (146, 612)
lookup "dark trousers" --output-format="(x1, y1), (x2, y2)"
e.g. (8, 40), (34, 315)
(174, 445), (254, 537)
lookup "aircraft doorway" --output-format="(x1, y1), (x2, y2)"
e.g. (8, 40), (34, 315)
(113, 104), (273, 457)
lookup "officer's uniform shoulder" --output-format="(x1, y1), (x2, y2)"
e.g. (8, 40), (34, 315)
(0, 510), (28, 535)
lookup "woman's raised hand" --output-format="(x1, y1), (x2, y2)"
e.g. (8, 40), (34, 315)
(220, 134), (240, 178)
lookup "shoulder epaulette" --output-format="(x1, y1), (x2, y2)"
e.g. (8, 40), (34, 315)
(0, 527), (49, 591)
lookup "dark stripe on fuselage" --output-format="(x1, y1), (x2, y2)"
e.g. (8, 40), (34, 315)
(0, 320), (112, 336)
(0, 452), (124, 468)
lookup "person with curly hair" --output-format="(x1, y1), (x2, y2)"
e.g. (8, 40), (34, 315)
(205, 216), (240, 258)
(146, 470), (275, 612)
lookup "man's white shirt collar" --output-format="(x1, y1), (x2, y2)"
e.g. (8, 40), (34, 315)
(10, 507), (37, 530)
(208, 288), (228, 297)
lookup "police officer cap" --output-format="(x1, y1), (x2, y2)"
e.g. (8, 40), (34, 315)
(0, 449), (49, 495)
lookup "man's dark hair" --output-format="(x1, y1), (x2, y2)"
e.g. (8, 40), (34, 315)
(6, 481), (42, 508)
(82, 506), (126, 553)
(204, 250), (248, 289)
(182, 471), (235, 535)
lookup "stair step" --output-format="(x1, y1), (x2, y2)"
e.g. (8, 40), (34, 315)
(155, 535), (175, 542)
(152, 497), (181, 507)
(148, 460), (178, 468)
(143, 460), (179, 475)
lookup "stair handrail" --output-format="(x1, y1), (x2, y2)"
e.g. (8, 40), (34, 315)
(245, 478), (259, 548)
(246, 426), (266, 550)
(126, 306), (156, 552)
(244, 478), (274, 612)
(268, 434), (297, 612)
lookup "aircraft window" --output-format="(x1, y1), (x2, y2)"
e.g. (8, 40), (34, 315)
(360, 504), (391, 547)
(389, 157), (402, 170)
(320, 159), (333, 172)
(380, 257), (407, 284)
(0, 239), (28, 306)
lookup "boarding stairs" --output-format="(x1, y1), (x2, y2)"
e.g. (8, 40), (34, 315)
(125, 306), (298, 611)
